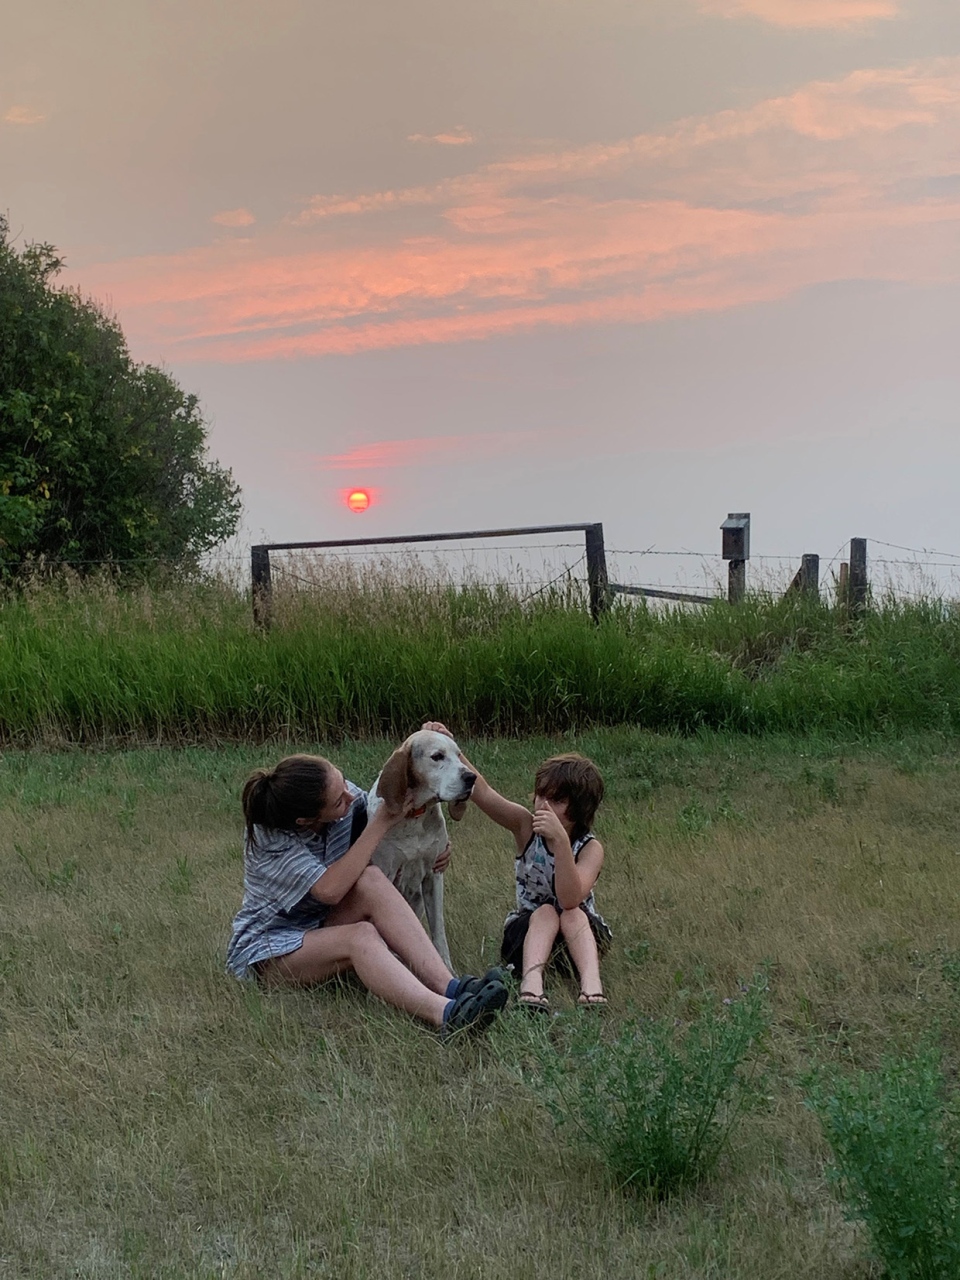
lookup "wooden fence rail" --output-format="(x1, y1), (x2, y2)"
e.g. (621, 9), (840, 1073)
(251, 523), (609, 629)
(251, 516), (871, 625)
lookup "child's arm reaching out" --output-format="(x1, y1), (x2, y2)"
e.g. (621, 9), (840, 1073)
(421, 721), (533, 854)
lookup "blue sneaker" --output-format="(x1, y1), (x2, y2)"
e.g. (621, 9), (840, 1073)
(442, 976), (508, 1039)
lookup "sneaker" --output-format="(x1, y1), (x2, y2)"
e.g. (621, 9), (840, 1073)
(456, 966), (510, 998)
(441, 976), (509, 1039)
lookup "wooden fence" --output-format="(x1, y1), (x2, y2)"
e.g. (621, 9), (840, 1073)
(250, 514), (870, 626)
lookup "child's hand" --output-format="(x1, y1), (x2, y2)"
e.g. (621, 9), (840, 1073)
(421, 720), (453, 739)
(432, 840), (452, 874)
(532, 799), (568, 848)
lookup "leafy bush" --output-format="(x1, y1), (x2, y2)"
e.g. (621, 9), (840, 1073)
(526, 977), (769, 1197)
(805, 1047), (960, 1279)
(0, 215), (240, 572)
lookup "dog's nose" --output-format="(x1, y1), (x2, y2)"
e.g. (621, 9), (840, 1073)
(462, 771), (477, 788)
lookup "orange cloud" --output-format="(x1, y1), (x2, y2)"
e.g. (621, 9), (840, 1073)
(3, 105), (46, 125)
(71, 57), (960, 363)
(407, 128), (475, 146)
(696, 0), (898, 28)
(211, 208), (256, 227)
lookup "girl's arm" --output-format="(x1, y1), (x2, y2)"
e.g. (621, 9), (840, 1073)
(532, 804), (604, 909)
(308, 804), (406, 905)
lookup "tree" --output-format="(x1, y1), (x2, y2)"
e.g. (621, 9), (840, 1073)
(0, 215), (241, 573)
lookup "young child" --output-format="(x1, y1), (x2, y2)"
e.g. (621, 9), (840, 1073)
(430, 724), (611, 1010)
(226, 745), (508, 1037)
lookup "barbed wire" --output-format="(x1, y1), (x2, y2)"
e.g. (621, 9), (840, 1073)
(867, 537), (960, 562)
(7, 536), (960, 596)
(872, 557), (960, 570)
(517, 556), (588, 605)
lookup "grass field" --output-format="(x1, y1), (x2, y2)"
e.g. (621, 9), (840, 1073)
(3, 727), (960, 1278)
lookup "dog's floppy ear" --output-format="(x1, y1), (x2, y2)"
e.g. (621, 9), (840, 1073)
(447, 799), (468, 822)
(377, 742), (413, 814)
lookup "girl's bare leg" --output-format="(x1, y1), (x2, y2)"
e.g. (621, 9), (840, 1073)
(327, 865), (453, 995)
(258, 919), (449, 1026)
(559, 908), (603, 998)
(520, 904), (561, 999)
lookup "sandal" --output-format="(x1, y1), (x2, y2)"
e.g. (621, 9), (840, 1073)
(518, 990), (550, 1013)
(577, 992), (608, 1008)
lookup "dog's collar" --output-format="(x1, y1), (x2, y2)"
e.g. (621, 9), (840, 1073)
(406, 795), (441, 819)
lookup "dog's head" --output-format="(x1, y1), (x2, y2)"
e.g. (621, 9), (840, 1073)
(376, 729), (476, 820)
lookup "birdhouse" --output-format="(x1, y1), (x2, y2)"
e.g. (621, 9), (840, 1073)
(721, 513), (750, 561)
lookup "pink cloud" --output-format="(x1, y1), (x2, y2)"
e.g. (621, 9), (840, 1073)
(311, 430), (533, 470)
(211, 208), (257, 228)
(71, 57), (960, 363)
(696, 0), (898, 28)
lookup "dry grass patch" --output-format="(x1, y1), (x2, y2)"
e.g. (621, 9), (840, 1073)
(1, 731), (959, 1277)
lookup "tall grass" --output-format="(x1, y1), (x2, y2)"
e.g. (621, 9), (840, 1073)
(2, 563), (960, 743)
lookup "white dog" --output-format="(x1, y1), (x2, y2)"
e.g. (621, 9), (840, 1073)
(368, 729), (476, 971)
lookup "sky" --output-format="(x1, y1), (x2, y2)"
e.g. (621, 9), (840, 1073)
(3, 0), (960, 593)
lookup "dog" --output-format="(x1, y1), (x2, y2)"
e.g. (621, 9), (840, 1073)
(367, 728), (476, 971)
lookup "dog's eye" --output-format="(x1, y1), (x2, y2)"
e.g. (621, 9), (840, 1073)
(431, 752), (445, 761)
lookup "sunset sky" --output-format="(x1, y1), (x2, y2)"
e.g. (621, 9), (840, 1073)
(4, 0), (959, 589)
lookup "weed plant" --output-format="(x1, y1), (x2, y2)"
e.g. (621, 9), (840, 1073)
(3, 564), (960, 743)
(525, 976), (769, 1198)
(804, 1047), (960, 1280)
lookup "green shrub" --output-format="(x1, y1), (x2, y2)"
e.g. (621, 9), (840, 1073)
(804, 1047), (960, 1279)
(525, 977), (769, 1197)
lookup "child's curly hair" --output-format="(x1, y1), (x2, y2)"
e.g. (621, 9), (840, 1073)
(534, 753), (604, 840)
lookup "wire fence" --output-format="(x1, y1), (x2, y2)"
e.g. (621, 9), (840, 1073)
(6, 533), (960, 606)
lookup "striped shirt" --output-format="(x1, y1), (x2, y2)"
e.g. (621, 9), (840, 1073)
(226, 782), (367, 980)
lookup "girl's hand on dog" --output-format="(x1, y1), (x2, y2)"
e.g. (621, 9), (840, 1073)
(432, 841), (452, 875)
(376, 788), (421, 825)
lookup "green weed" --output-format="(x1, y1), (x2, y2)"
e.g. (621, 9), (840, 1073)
(526, 975), (770, 1198)
(805, 1048), (960, 1280)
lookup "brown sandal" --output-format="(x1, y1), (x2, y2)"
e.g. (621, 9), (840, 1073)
(577, 992), (608, 1008)
(518, 990), (550, 1012)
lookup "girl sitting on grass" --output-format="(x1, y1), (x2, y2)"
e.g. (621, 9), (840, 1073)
(426, 725), (612, 1010)
(226, 742), (508, 1037)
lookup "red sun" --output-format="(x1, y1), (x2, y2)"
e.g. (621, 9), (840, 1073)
(346, 488), (371, 513)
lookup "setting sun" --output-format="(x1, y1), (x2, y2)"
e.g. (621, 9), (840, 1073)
(346, 489), (371, 513)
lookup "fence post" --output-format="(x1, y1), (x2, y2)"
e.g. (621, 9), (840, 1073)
(800, 553), (820, 598)
(251, 545), (272, 630)
(584, 523), (609, 623)
(721, 513), (750, 605)
(849, 538), (868, 615)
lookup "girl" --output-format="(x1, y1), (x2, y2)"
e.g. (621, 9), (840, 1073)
(226, 746), (508, 1035)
